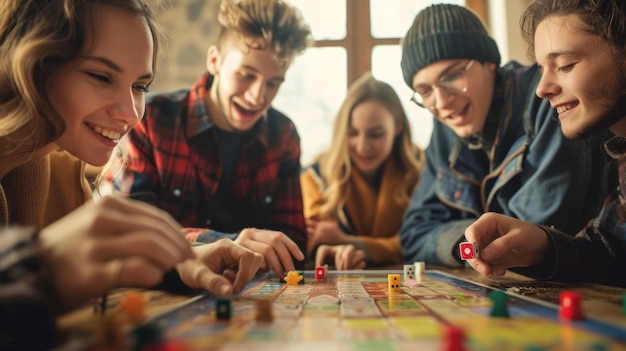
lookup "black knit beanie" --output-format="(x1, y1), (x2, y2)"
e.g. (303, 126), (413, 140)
(400, 4), (501, 87)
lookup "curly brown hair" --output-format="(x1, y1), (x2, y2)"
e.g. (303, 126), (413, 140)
(216, 0), (312, 69)
(521, 0), (626, 60)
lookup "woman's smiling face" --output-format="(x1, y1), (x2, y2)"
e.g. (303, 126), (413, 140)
(46, 4), (154, 166)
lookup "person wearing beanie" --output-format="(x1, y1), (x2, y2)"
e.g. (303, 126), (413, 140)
(398, 4), (615, 267)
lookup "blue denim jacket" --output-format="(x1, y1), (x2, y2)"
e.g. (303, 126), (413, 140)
(400, 62), (613, 266)
(524, 140), (626, 288)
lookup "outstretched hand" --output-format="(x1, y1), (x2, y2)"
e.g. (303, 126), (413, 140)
(306, 219), (351, 256)
(464, 212), (551, 277)
(235, 228), (304, 277)
(176, 239), (264, 295)
(315, 244), (366, 270)
(39, 197), (195, 312)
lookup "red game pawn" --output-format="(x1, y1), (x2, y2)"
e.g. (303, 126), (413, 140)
(559, 290), (584, 320)
(443, 325), (466, 351)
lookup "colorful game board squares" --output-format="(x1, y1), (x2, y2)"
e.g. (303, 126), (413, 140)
(306, 294), (340, 305)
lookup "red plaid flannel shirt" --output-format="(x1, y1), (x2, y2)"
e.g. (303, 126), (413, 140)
(112, 73), (306, 253)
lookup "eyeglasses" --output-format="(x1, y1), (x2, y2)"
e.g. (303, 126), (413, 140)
(410, 60), (475, 110)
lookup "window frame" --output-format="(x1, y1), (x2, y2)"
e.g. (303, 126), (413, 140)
(313, 0), (489, 86)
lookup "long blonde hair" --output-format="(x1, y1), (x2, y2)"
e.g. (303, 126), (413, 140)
(317, 72), (424, 220)
(0, 0), (163, 160)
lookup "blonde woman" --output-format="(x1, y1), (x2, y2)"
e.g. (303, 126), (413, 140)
(301, 73), (423, 269)
(0, 1), (262, 348)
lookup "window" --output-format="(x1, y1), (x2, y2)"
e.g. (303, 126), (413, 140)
(272, 0), (487, 166)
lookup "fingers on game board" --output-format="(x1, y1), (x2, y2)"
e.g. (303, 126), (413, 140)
(459, 242), (479, 260)
(559, 290), (584, 321)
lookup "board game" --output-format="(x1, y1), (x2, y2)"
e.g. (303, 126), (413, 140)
(137, 270), (626, 351)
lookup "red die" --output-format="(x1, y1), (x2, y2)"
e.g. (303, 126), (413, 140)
(315, 265), (327, 280)
(459, 242), (479, 260)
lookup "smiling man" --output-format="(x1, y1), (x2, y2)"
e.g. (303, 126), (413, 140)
(463, 0), (626, 288)
(112, 0), (311, 277)
(398, 3), (615, 267)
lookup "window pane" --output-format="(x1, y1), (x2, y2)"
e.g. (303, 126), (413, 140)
(372, 45), (433, 149)
(291, 0), (346, 40)
(272, 47), (347, 166)
(370, 0), (466, 39)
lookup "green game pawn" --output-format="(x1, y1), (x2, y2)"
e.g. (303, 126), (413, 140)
(131, 322), (161, 351)
(488, 290), (510, 318)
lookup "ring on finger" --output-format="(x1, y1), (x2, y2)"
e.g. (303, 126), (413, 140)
(106, 259), (123, 290)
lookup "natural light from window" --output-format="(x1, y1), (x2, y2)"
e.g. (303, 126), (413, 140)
(273, 0), (465, 166)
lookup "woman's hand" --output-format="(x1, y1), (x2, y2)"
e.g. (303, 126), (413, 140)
(176, 239), (264, 295)
(39, 196), (195, 311)
(315, 244), (367, 270)
(306, 220), (351, 256)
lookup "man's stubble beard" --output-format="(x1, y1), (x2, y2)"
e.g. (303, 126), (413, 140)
(556, 64), (626, 139)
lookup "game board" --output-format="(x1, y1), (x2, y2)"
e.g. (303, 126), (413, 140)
(143, 270), (626, 351)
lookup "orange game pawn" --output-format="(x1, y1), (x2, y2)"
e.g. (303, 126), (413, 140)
(119, 291), (149, 323)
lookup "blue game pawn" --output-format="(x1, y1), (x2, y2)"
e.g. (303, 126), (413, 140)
(488, 290), (509, 318)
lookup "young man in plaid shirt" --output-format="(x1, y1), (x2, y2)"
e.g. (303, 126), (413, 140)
(112, 0), (312, 276)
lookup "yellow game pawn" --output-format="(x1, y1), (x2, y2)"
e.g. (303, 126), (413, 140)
(284, 270), (303, 285)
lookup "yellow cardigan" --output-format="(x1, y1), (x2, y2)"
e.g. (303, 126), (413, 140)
(301, 157), (408, 266)
(0, 150), (92, 228)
